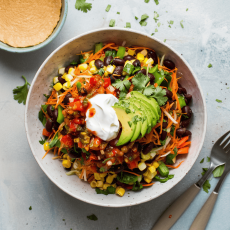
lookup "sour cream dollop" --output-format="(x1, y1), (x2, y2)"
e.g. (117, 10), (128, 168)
(85, 94), (120, 141)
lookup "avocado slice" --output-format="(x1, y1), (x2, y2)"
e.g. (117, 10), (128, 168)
(130, 91), (161, 124)
(112, 104), (136, 146)
(129, 98), (149, 137)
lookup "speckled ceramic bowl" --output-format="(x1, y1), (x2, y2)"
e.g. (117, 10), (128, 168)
(25, 28), (207, 207)
(0, 0), (68, 53)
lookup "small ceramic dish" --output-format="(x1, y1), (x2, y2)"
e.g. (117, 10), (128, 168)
(0, 0), (68, 53)
(25, 28), (207, 207)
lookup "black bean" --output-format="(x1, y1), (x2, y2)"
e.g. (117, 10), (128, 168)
(182, 106), (192, 118)
(162, 122), (168, 129)
(120, 76), (125, 81)
(113, 66), (124, 76)
(133, 59), (141, 67)
(104, 56), (113, 66)
(47, 105), (53, 118)
(183, 130), (192, 137)
(68, 145), (82, 158)
(110, 75), (116, 84)
(184, 94), (192, 104)
(123, 55), (135, 61)
(148, 73), (155, 84)
(165, 89), (173, 98)
(180, 119), (191, 128)
(52, 109), (58, 122)
(65, 65), (75, 73)
(163, 59), (175, 70)
(95, 59), (104, 69)
(53, 122), (59, 131)
(142, 142), (155, 155)
(168, 99), (174, 105)
(63, 93), (72, 105)
(147, 50), (158, 65)
(176, 128), (186, 138)
(135, 69), (146, 75)
(112, 58), (125, 66)
(58, 76), (66, 85)
(113, 165), (124, 174)
(132, 167), (148, 175)
(160, 130), (167, 141)
(60, 126), (68, 135)
(178, 87), (187, 95)
(45, 119), (53, 132)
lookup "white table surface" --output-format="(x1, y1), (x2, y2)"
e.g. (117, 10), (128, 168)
(0, 0), (230, 229)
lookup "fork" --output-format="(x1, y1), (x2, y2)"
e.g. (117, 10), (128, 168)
(152, 131), (230, 230)
(190, 135), (230, 230)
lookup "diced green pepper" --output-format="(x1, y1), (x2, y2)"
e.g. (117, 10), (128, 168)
(165, 148), (178, 165)
(177, 94), (187, 108)
(94, 42), (103, 53)
(154, 176), (169, 183)
(154, 70), (165, 86)
(57, 105), (64, 124)
(158, 161), (169, 177)
(79, 55), (86, 63)
(117, 46), (126, 59)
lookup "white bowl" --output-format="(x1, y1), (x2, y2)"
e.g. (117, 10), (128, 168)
(25, 28), (207, 207)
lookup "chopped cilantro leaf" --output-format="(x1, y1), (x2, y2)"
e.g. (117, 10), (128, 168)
(216, 99), (222, 103)
(144, 0), (150, 2)
(180, 20), (184, 28)
(151, 33), (154, 36)
(29, 206), (32, 210)
(154, 0), (159, 5)
(155, 28), (158, 32)
(125, 108), (131, 114)
(63, 219), (65, 221)
(153, 11), (159, 23)
(95, 186), (116, 195)
(203, 180), (211, 193)
(117, 12), (120, 14)
(140, 21), (147, 26)
(98, 68), (105, 76)
(123, 63), (134, 74)
(105, 4), (111, 12)
(75, 0), (92, 13)
(132, 72), (150, 91)
(139, 14), (149, 26)
(157, 22), (161, 27)
(109, 19), (115, 27)
(213, 165), (225, 178)
(39, 137), (46, 145)
(168, 20), (174, 25)
(135, 16), (138, 20)
(207, 157), (210, 162)
(13, 76), (30, 105)
(164, 39), (166, 42)
(125, 22), (131, 28)
(70, 60), (78, 65)
(112, 79), (131, 98)
(186, 8), (188, 11)
(208, 63), (212, 68)
(200, 158), (204, 163)
(201, 168), (208, 176)
(87, 214), (98, 221)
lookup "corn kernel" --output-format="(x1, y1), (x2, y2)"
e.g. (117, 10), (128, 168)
(128, 49), (135, 56)
(89, 60), (95, 67)
(90, 66), (98, 74)
(63, 81), (70, 90)
(142, 57), (149, 65)
(106, 175), (114, 184)
(62, 160), (71, 168)
(106, 65), (115, 74)
(68, 67), (75, 75)
(143, 170), (149, 177)
(53, 76), (59, 84)
(148, 166), (156, 174)
(79, 63), (88, 71)
(84, 53), (90, 59)
(103, 183), (111, 190)
(63, 154), (68, 159)
(74, 138), (79, 143)
(94, 173), (101, 181)
(147, 172), (155, 180)
(103, 66), (107, 71)
(111, 183), (117, 188)
(58, 67), (65, 75)
(43, 142), (50, 151)
(116, 187), (126, 197)
(53, 82), (63, 91)
(146, 58), (154, 65)
(104, 71), (109, 77)
(90, 181), (97, 188)
(137, 53), (145, 62)
(124, 60), (133, 66)
(100, 173), (107, 178)
(64, 74), (73, 82)
(96, 180), (104, 187)
(153, 161), (160, 168)
(144, 177), (152, 184)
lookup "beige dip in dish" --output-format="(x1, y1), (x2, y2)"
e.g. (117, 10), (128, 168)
(0, 0), (62, 48)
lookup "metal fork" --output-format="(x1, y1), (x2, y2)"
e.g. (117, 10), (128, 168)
(152, 131), (230, 230)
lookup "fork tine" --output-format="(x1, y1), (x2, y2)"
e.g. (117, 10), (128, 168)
(225, 143), (230, 153)
(215, 131), (230, 146)
(221, 136), (230, 148)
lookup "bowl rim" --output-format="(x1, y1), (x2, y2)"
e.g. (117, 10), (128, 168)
(25, 27), (207, 207)
(0, 0), (68, 53)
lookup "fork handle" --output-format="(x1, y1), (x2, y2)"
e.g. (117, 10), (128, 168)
(189, 192), (218, 230)
(151, 184), (200, 230)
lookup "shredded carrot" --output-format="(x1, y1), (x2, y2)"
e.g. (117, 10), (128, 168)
(166, 161), (184, 168)
(179, 141), (191, 148)
(177, 136), (189, 148)
(127, 76), (134, 81)
(123, 170), (140, 177)
(142, 183), (155, 187)
(160, 110), (164, 134)
(154, 83), (158, 87)
(177, 147), (189, 154)
(42, 147), (54, 159)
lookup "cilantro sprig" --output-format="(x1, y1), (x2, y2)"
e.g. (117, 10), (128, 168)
(112, 79), (131, 99)
(75, 0), (92, 13)
(13, 76), (30, 105)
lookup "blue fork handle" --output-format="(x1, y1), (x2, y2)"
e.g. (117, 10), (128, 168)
(151, 184), (200, 230)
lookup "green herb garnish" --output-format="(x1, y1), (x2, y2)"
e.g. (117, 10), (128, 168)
(29, 206), (32, 210)
(135, 16), (138, 20)
(139, 14), (149, 26)
(154, 0), (159, 5)
(216, 99), (222, 103)
(105, 4), (111, 12)
(75, 0), (92, 13)
(213, 165), (225, 178)
(109, 19), (116, 27)
(200, 158), (204, 163)
(125, 22), (131, 28)
(203, 180), (211, 193)
(208, 63), (212, 68)
(180, 20), (184, 28)
(87, 214), (98, 221)
(95, 186), (116, 195)
(39, 137), (46, 145)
